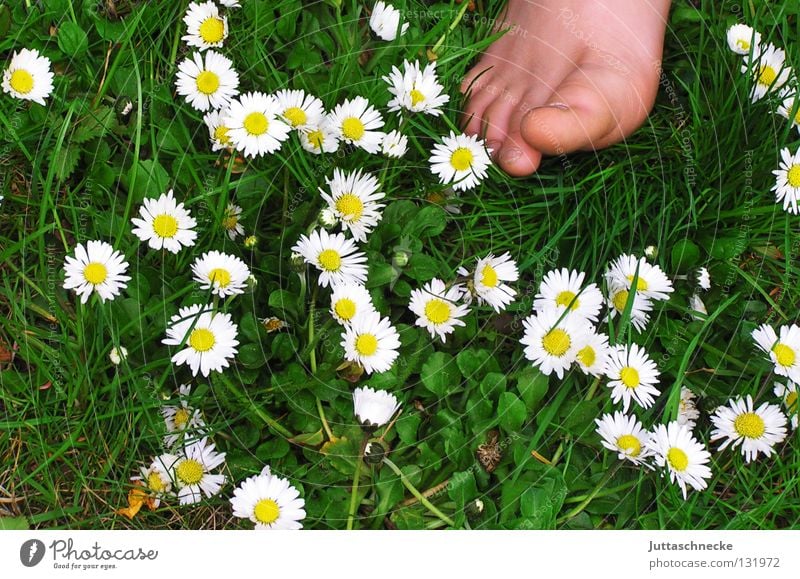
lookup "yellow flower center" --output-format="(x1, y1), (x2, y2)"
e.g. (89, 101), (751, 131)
(667, 447), (689, 472)
(147, 471), (166, 493)
(318, 249), (341, 272)
(450, 147), (474, 171)
(424, 299), (451, 324)
(222, 214), (238, 230)
(306, 129), (324, 149)
(616, 434), (641, 457)
(341, 117), (365, 140)
(736, 38), (750, 51)
(620, 366), (640, 388)
(208, 268), (231, 288)
(787, 165), (800, 188)
(214, 125), (230, 145)
(9, 69), (34, 94)
(199, 16), (225, 44)
(195, 70), (220, 95)
(189, 328), (216, 352)
(334, 298), (357, 321)
(410, 88), (426, 106)
(786, 391), (798, 415)
(83, 262), (108, 285)
(335, 193), (364, 221)
(612, 289), (630, 312)
(773, 343), (796, 368)
(175, 458), (204, 485)
(625, 275), (648, 291)
(173, 407), (191, 429)
(555, 290), (579, 310)
(577, 345), (596, 368)
(243, 112), (269, 136)
(481, 264), (498, 288)
(283, 106), (307, 127)
(541, 328), (571, 357)
(758, 64), (777, 87)
(733, 411), (766, 439)
(355, 333), (379, 356)
(152, 213), (179, 238)
(253, 498), (280, 525)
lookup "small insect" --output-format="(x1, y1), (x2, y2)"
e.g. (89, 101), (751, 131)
(476, 429), (502, 473)
(261, 316), (288, 333)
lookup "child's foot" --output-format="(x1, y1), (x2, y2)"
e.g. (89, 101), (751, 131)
(461, 0), (671, 176)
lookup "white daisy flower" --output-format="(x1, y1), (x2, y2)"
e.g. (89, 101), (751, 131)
(131, 189), (197, 253)
(771, 147), (800, 214)
(131, 456), (174, 508)
(168, 438), (226, 505)
(573, 328), (610, 377)
(218, 0), (241, 7)
(353, 386), (401, 428)
(182, 1), (228, 51)
(319, 168), (385, 242)
(341, 310), (401, 374)
(230, 467), (306, 530)
(742, 43), (791, 102)
(191, 250), (251, 298)
(604, 343), (660, 412)
(429, 131), (492, 191)
(595, 411), (654, 467)
(605, 254), (674, 302)
(408, 278), (470, 343)
(203, 109), (233, 151)
(2, 48), (54, 105)
(175, 51), (239, 112)
(677, 386), (700, 430)
(606, 282), (654, 333)
(109, 346), (128, 366)
(459, 252), (518, 312)
(222, 203), (245, 240)
(383, 59), (450, 116)
(697, 267), (711, 290)
(688, 293), (707, 318)
(330, 282), (375, 326)
(274, 89), (324, 131)
(162, 304), (240, 377)
(520, 307), (589, 379)
(533, 268), (604, 323)
(299, 121), (340, 154)
(224, 92), (291, 158)
(752, 323), (800, 383)
(647, 421), (712, 499)
(369, 1), (409, 41)
(382, 129), (408, 158)
(710, 395), (787, 463)
(63, 240), (131, 304)
(292, 229), (368, 288)
(327, 96), (385, 154)
(774, 381), (799, 430)
(162, 384), (206, 448)
(726, 24), (761, 55)
(777, 92), (800, 134)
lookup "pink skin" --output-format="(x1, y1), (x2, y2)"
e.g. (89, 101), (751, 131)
(461, 0), (671, 176)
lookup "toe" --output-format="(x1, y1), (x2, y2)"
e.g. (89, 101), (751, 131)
(477, 86), (520, 153)
(460, 70), (497, 135)
(496, 90), (545, 176)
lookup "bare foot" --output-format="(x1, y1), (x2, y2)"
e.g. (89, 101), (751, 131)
(461, 0), (670, 176)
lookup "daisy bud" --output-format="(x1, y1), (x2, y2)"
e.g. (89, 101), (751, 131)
(644, 245), (658, 258)
(465, 498), (485, 520)
(109, 346), (128, 366)
(290, 251), (305, 272)
(244, 235), (257, 249)
(246, 274), (258, 291)
(318, 207), (338, 229)
(392, 249), (410, 268)
(364, 439), (388, 464)
(116, 96), (134, 122)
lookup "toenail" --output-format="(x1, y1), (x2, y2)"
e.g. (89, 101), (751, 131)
(486, 140), (501, 155)
(500, 147), (521, 163)
(543, 102), (570, 111)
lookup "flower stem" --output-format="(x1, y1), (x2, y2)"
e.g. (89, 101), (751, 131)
(346, 434), (369, 530)
(383, 457), (456, 527)
(557, 463), (621, 525)
(430, 0), (471, 57)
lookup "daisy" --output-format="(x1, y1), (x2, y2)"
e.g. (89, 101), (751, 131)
(222, 203), (245, 240)
(191, 250), (251, 298)
(131, 189), (197, 253)
(710, 395), (787, 463)
(218, 0), (241, 7)
(230, 466), (306, 530)
(319, 168), (385, 242)
(573, 328), (610, 377)
(726, 24), (761, 55)
(752, 323), (800, 383)
(224, 92), (291, 158)
(774, 381), (799, 429)
(688, 293), (707, 318)
(429, 131), (492, 191)
(595, 411), (654, 467)
(606, 282), (654, 332)
(648, 422), (712, 499)
(408, 278), (470, 342)
(677, 386), (700, 430)
(369, 1), (409, 41)
(697, 267), (711, 290)
(299, 121), (340, 154)
(162, 304), (239, 377)
(341, 310), (401, 374)
(604, 343), (660, 412)
(771, 147), (800, 214)
(274, 89), (324, 131)
(353, 386), (401, 428)
(63, 240), (131, 304)
(382, 129), (408, 158)
(182, 1), (228, 51)
(162, 384), (206, 448)
(777, 92), (800, 134)
(533, 268), (604, 322)
(330, 282), (375, 326)
(2, 48), (54, 105)
(327, 96), (385, 154)
(383, 59), (450, 116)
(292, 229), (368, 288)
(742, 43), (791, 102)
(175, 51), (239, 112)
(520, 307), (588, 379)
(168, 438), (226, 505)
(605, 254), (674, 302)
(203, 109), (233, 151)
(459, 252), (518, 312)
(109, 346), (128, 366)
(131, 456), (174, 508)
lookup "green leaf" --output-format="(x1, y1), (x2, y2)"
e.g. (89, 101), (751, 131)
(124, 159), (169, 203)
(238, 343), (267, 369)
(457, 348), (491, 381)
(57, 21), (89, 56)
(0, 516), (29, 530)
(670, 239), (700, 272)
(420, 352), (460, 397)
(73, 106), (116, 143)
(497, 392), (527, 433)
(408, 205), (447, 238)
(479, 372), (506, 398)
(268, 289), (298, 319)
(405, 252), (440, 281)
(396, 413), (421, 444)
(52, 145), (81, 182)
(516, 367), (548, 411)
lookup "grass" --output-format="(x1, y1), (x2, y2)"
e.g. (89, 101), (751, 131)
(1, 0), (799, 530)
